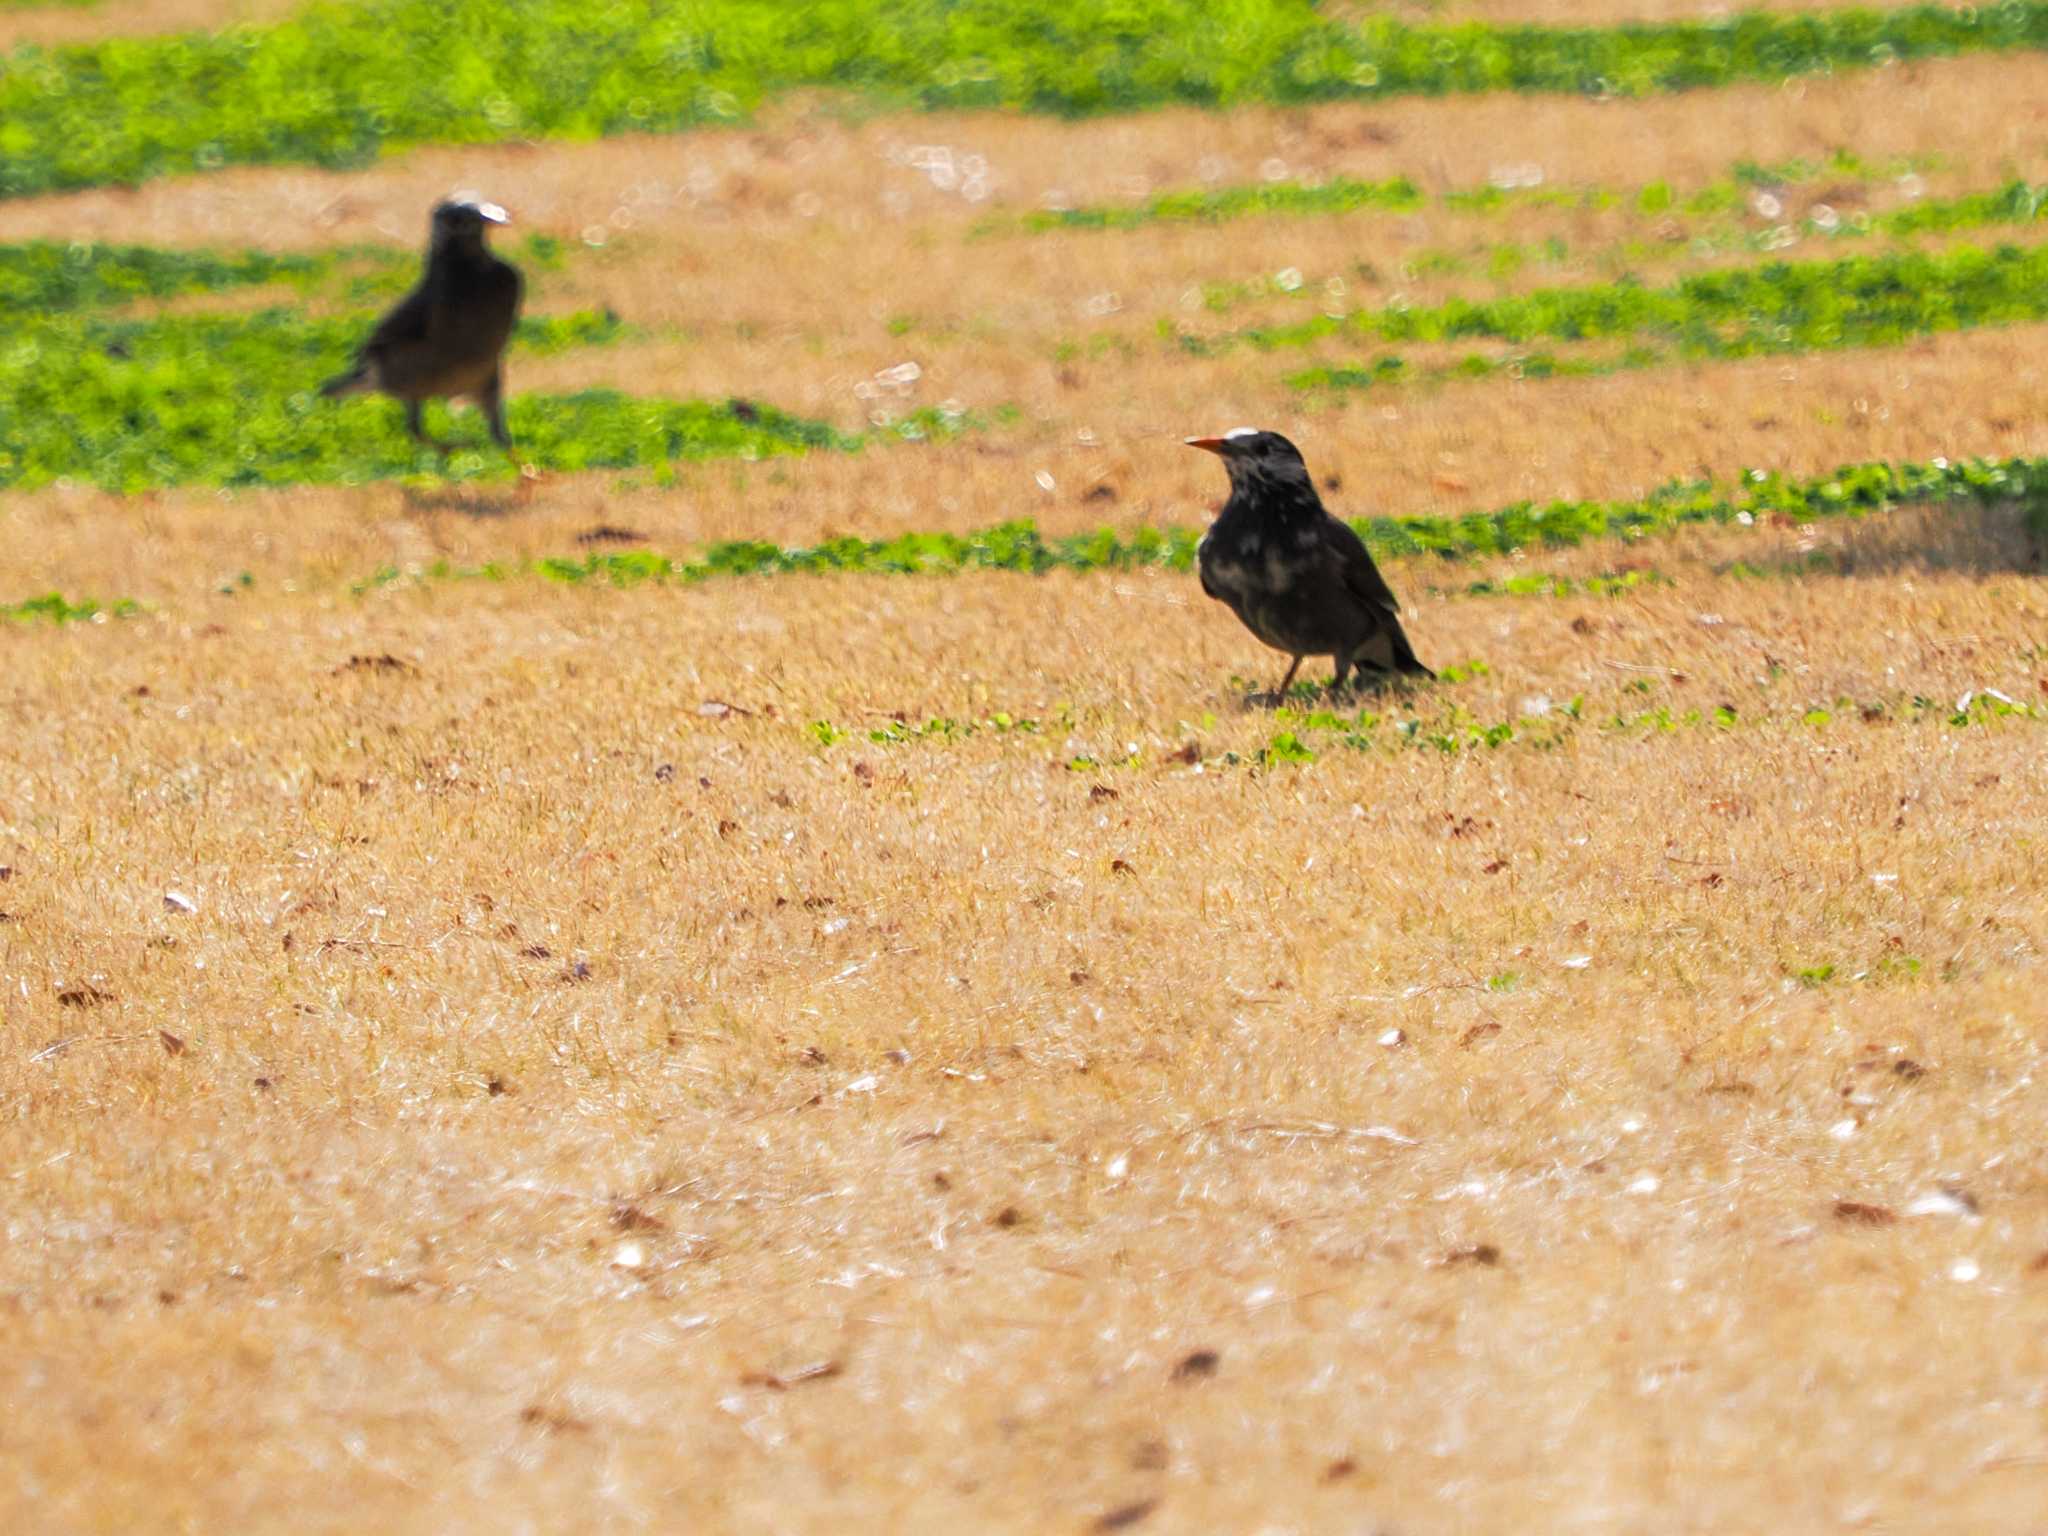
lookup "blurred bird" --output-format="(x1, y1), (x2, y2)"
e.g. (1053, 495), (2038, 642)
(321, 195), (524, 457)
(1188, 428), (1433, 699)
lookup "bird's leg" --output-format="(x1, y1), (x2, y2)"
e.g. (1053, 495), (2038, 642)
(405, 400), (451, 457)
(1329, 656), (1353, 696)
(479, 372), (513, 455)
(481, 373), (539, 502)
(1265, 655), (1303, 706)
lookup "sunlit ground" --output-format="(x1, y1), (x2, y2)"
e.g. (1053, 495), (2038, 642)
(5, 8), (2048, 1530)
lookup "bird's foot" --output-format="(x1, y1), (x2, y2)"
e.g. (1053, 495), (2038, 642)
(1343, 670), (1404, 698)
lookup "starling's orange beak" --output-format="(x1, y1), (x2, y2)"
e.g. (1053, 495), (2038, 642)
(1184, 436), (1228, 455)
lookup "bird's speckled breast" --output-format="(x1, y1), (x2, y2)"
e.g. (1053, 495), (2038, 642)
(1198, 524), (1327, 652)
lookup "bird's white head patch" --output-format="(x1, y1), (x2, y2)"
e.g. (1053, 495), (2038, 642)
(447, 191), (510, 224)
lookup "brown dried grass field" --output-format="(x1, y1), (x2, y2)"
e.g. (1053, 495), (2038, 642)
(7, 17), (2048, 1534)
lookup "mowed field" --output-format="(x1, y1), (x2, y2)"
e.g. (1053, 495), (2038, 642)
(7, 3), (2048, 1531)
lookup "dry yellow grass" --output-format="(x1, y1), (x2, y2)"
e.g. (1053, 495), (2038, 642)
(0, 0), (295, 51)
(6, 500), (2048, 1531)
(11, 16), (2048, 1531)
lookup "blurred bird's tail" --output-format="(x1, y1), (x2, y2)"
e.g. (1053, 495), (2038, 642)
(1389, 619), (1435, 680)
(319, 366), (370, 398)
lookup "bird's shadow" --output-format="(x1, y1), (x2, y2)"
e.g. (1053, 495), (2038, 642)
(1237, 677), (1432, 712)
(1725, 498), (2045, 580)
(398, 474), (534, 519)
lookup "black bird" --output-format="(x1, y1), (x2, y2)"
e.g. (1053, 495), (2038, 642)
(1188, 428), (1433, 699)
(321, 195), (524, 456)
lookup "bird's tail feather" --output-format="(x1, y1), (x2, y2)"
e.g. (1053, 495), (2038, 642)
(1390, 621), (1434, 679)
(319, 366), (369, 398)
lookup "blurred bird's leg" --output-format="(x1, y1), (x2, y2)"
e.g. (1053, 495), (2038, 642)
(482, 373), (540, 503)
(480, 372), (512, 454)
(404, 399), (451, 457)
(1259, 655), (1303, 706)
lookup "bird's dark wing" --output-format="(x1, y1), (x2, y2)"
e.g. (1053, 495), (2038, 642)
(1320, 515), (1401, 614)
(496, 261), (525, 321)
(362, 282), (433, 355)
(1195, 530), (1223, 601)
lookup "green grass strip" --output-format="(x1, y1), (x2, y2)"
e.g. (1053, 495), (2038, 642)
(347, 453), (2048, 600)
(22, 451), (2038, 630)
(1, 592), (137, 624)
(0, 304), (949, 491)
(1479, 179), (2048, 281)
(1351, 455), (2048, 561)
(1249, 687), (2048, 761)
(799, 689), (2048, 775)
(1872, 179), (2048, 238)
(1211, 241), (2048, 361)
(1193, 238), (2048, 394)
(1007, 175), (1427, 234)
(1112, 174), (2045, 323)
(7, 2), (2048, 198)
(1446, 180), (2048, 291)
(1047, 184), (2048, 326)
(996, 152), (1947, 238)
(1286, 346), (1633, 396)
(0, 240), (335, 316)
(1438, 568), (1670, 599)
(0, 234), (571, 318)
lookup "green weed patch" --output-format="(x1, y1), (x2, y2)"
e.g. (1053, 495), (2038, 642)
(797, 688), (2048, 774)
(7, 2), (2048, 198)
(1145, 178), (2048, 327)
(353, 522), (1206, 596)
(1489, 178), (2048, 284)
(1255, 240), (2048, 394)
(0, 303), (918, 490)
(1213, 240), (2048, 359)
(1350, 455), (2048, 561)
(1, 591), (138, 624)
(1007, 176), (1427, 234)
(1443, 568), (1670, 599)
(0, 240), (356, 317)
(996, 153), (1947, 240)
(0, 235), (575, 320)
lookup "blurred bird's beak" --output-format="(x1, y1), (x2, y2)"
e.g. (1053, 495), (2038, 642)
(1184, 436), (1228, 455)
(476, 202), (510, 225)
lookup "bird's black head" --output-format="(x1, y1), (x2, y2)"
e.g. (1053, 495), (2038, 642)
(1185, 427), (1318, 503)
(430, 194), (510, 248)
